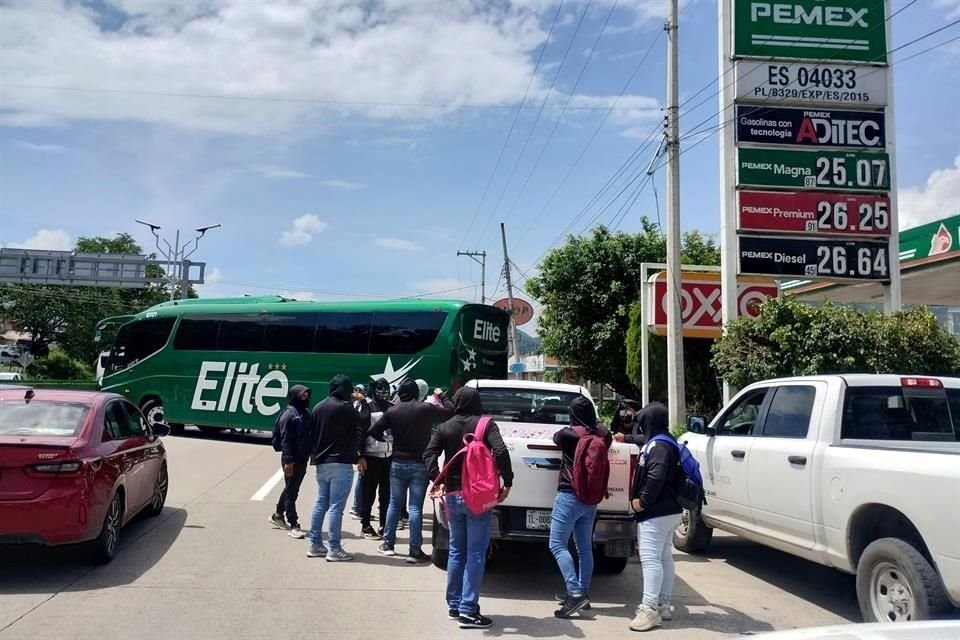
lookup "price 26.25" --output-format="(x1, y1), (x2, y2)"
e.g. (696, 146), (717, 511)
(816, 245), (888, 278)
(817, 200), (889, 233)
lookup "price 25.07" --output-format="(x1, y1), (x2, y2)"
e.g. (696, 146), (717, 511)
(815, 156), (888, 190)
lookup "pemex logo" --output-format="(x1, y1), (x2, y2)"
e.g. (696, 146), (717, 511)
(930, 224), (954, 257)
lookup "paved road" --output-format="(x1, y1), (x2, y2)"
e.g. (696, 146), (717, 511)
(0, 431), (861, 639)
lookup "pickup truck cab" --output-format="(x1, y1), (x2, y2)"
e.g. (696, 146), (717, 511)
(675, 374), (960, 623)
(430, 379), (637, 572)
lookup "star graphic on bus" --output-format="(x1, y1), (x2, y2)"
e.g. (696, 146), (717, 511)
(370, 356), (422, 386)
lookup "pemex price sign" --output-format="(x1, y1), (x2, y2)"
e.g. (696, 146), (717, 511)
(722, 0), (897, 292)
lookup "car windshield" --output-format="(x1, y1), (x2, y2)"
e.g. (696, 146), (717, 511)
(0, 400), (90, 437)
(476, 388), (582, 424)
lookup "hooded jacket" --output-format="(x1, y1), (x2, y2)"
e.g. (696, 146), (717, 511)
(369, 379), (454, 462)
(630, 402), (681, 522)
(310, 374), (369, 465)
(553, 396), (612, 494)
(423, 386), (513, 492)
(279, 384), (312, 465)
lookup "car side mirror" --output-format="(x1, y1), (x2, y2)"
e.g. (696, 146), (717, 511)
(687, 415), (706, 434)
(152, 423), (171, 437)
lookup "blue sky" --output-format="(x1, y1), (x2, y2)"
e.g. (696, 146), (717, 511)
(1, 0), (958, 306)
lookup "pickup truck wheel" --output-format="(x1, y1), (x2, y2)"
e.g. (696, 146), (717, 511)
(856, 538), (950, 622)
(672, 508), (713, 554)
(431, 513), (449, 570)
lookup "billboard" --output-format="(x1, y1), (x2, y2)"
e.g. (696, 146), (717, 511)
(737, 148), (890, 191)
(733, 0), (888, 64)
(736, 106), (885, 149)
(738, 190), (891, 236)
(738, 235), (890, 279)
(735, 61), (888, 108)
(647, 272), (778, 339)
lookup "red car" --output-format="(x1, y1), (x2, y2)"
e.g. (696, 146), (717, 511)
(0, 388), (170, 563)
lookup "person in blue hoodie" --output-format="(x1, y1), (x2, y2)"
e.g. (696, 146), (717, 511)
(269, 384), (312, 539)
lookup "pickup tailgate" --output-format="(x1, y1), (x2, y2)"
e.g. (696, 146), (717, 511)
(497, 421), (634, 513)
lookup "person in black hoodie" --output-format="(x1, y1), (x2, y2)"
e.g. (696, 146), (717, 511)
(358, 377), (395, 539)
(424, 386), (513, 629)
(270, 384), (311, 539)
(369, 378), (453, 563)
(307, 374), (369, 562)
(628, 401), (682, 632)
(549, 396), (612, 618)
(612, 399), (646, 447)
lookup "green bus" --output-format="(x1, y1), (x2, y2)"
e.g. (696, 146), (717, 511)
(97, 297), (509, 434)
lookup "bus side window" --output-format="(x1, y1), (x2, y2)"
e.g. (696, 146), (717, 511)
(217, 314), (267, 352)
(369, 311), (447, 355)
(174, 317), (220, 350)
(314, 312), (372, 354)
(264, 313), (318, 353)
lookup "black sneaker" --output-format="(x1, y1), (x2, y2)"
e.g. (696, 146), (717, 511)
(406, 550), (430, 564)
(398, 517), (409, 530)
(362, 526), (382, 540)
(555, 590), (591, 610)
(555, 594), (590, 618)
(447, 608), (459, 620)
(458, 612), (493, 629)
(378, 542), (396, 557)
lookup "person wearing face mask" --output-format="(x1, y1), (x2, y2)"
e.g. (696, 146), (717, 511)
(269, 384), (312, 539)
(629, 401), (682, 632)
(612, 399), (645, 446)
(358, 378), (395, 539)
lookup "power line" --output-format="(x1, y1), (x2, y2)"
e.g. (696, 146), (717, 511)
(495, 0), (619, 237)
(511, 29), (665, 251)
(457, 1), (566, 249)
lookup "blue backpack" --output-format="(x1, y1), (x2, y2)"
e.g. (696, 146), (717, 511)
(651, 434), (706, 511)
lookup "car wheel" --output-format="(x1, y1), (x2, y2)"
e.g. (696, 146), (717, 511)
(672, 508), (713, 553)
(145, 464), (168, 518)
(92, 492), (123, 564)
(856, 537), (949, 623)
(431, 513), (449, 570)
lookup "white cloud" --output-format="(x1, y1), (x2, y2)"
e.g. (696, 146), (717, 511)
(900, 155), (960, 229)
(0, 1), (660, 135)
(206, 266), (223, 284)
(15, 141), (67, 153)
(279, 214), (328, 247)
(278, 290), (320, 301)
(255, 165), (307, 179)
(318, 179), (364, 190)
(3, 229), (73, 251)
(935, 0), (960, 19)
(376, 237), (423, 252)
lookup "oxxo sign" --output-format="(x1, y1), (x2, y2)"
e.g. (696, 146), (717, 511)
(647, 272), (778, 339)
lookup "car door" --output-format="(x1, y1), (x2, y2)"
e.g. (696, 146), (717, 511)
(746, 383), (823, 551)
(102, 400), (139, 517)
(116, 401), (153, 514)
(701, 387), (770, 533)
(123, 401), (162, 508)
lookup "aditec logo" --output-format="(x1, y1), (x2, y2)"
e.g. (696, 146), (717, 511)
(191, 361), (288, 416)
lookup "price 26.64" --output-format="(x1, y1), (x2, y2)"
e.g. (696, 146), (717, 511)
(815, 245), (888, 279)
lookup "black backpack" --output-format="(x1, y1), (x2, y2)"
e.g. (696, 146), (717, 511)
(271, 408), (291, 452)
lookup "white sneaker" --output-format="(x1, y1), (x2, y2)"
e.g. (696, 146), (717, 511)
(658, 604), (673, 621)
(288, 526), (306, 539)
(325, 548), (354, 562)
(629, 605), (661, 632)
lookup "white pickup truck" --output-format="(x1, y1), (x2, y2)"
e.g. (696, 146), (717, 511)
(430, 379), (637, 573)
(675, 374), (960, 624)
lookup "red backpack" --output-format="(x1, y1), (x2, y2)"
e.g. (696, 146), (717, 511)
(435, 417), (501, 516)
(571, 426), (610, 506)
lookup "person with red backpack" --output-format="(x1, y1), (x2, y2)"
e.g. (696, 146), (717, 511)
(549, 396), (612, 618)
(424, 386), (513, 630)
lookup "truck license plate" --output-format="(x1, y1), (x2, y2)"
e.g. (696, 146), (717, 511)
(525, 509), (552, 530)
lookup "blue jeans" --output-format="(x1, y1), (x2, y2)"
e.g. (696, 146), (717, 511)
(548, 491), (598, 597)
(638, 513), (683, 607)
(351, 471), (363, 512)
(445, 493), (493, 616)
(309, 463), (354, 550)
(383, 460), (428, 552)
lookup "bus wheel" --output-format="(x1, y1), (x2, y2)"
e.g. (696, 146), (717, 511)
(141, 397), (184, 436)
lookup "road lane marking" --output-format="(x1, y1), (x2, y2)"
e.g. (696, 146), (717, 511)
(250, 469), (284, 501)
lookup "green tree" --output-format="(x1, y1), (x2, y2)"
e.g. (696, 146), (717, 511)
(525, 222), (720, 396)
(712, 296), (960, 389)
(29, 347), (94, 381)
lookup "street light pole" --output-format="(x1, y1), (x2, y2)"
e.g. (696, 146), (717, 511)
(136, 221), (221, 300)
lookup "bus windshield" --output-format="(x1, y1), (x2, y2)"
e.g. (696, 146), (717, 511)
(98, 299), (508, 431)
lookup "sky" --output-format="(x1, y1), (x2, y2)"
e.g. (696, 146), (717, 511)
(1, 0), (958, 308)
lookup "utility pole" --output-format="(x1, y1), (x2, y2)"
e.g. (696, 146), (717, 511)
(136, 220), (221, 300)
(457, 250), (487, 303)
(665, 0), (686, 430)
(500, 223), (520, 375)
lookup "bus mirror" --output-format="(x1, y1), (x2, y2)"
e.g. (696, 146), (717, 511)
(100, 355), (109, 368)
